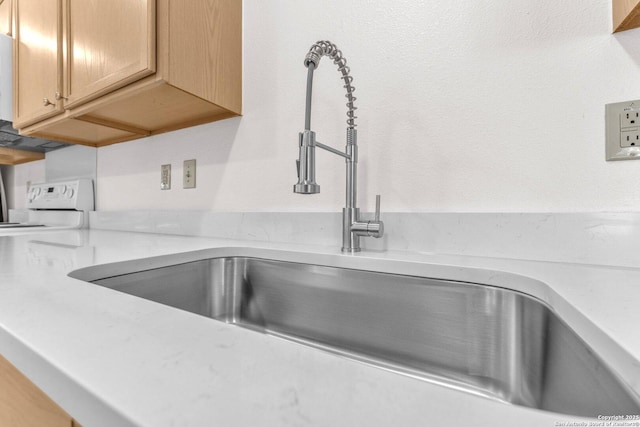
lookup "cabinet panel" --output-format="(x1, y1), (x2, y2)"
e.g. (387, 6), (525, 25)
(613, 0), (640, 32)
(13, 0), (63, 128)
(84, 83), (233, 136)
(24, 117), (141, 146)
(0, 353), (72, 427)
(169, 0), (241, 114)
(65, 0), (155, 108)
(0, 0), (11, 35)
(0, 146), (44, 164)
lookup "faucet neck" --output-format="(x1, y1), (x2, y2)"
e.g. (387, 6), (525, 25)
(345, 127), (358, 211)
(304, 65), (315, 131)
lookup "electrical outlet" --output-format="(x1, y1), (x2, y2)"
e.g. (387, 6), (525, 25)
(621, 129), (640, 147)
(605, 99), (640, 160)
(621, 110), (640, 128)
(183, 159), (196, 189)
(161, 164), (171, 190)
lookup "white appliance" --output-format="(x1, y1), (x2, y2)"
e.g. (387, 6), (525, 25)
(1, 179), (94, 235)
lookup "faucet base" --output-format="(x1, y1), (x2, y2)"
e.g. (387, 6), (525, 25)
(341, 248), (362, 253)
(342, 207), (361, 252)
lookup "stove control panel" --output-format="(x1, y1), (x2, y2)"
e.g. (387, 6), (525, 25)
(27, 179), (94, 211)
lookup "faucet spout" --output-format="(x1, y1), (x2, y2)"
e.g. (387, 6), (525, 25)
(293, 130), (320, 194)
(293, 40), (384, 252)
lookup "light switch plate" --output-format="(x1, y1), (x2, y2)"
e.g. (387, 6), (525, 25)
(160, 164), (171, 190)
(183, 159), (196, 189)
(605, 99), (640, 161)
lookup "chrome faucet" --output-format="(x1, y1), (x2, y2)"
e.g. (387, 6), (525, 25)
(293, 40), (384, 252)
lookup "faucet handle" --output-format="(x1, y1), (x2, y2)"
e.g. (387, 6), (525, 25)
(296, 159), (300, 178)
(375, 194), (381, 222)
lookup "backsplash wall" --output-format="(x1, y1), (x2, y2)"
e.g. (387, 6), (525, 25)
(2, 161), (44, 210)
(10, 0), (640, 212)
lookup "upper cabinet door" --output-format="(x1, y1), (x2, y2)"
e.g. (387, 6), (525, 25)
(0, 0), (12, 36)
(64, 0), (155, 109)
(13, 0), (63, 128)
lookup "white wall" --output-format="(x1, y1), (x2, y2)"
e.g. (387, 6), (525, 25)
(2, 160), (45, 209)
(46, 145), (96, 184)
(18, 0), (640, 212)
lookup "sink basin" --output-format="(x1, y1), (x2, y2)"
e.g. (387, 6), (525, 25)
(86, 257), (640, 417)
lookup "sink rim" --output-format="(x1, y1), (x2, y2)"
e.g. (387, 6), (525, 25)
(68, 246), (640, 407)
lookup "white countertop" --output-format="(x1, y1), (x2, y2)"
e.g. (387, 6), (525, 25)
(0, 228), (638, 426)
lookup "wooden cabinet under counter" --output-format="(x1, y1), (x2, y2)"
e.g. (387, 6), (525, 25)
(14, 0), (242, 148)
(0, 353), (80, 427)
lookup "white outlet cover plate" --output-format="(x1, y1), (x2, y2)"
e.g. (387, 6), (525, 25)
(161, 164), (171, 190)
(605, 99), (640, 161)
(183, 159), (196, 189)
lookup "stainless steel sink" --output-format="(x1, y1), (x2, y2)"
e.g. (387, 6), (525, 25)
(88, 257), (640, 417)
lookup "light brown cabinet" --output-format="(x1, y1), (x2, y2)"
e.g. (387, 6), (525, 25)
(0, 353), (78, 427)
(613, 0), (640, 32)
(13, 0), (241, 147)
(13, 0), (155, 129)
(0, 146), (43, 164)
(13, 0), (63, 128)
(64, 0), (155, 110)
(0, 0), (11, 35)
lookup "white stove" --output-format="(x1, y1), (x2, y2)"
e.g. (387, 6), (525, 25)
(1, 179), (94, 235)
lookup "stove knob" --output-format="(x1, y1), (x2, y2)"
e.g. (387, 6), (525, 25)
(66, 188), (74, 199)
(59, 185), (67, 194)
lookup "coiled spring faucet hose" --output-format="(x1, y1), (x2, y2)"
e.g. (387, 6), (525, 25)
(303, 40), (357, 131)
